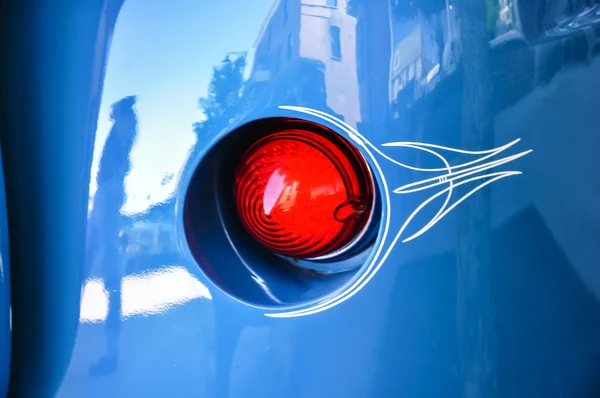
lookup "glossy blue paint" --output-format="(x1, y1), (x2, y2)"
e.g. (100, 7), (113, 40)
(0, 148), (10, 398)
(0, 1), (124, 395)
(1, 0), (600, 396)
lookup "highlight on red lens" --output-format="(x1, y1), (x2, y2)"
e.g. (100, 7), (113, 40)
(234, 124), (374, 260)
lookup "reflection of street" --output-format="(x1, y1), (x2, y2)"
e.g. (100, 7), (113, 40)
(80, 264), (211, 323)
(65, 290), (215, 396)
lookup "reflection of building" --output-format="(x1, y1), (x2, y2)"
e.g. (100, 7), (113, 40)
(121, 221), (174, 255)
(387, 1), (460, 117)
(347, 0), (391, 132)
(247, 0), (361, 127)
(119, 199), (177, 256)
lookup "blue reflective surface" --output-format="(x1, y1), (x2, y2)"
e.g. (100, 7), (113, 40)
(1, 0), (600, 396)
(0, 148), (10, 398)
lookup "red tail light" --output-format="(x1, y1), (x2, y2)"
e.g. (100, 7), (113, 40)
(234, 126), (374, 260)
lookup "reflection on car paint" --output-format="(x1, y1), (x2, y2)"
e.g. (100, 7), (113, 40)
(65, 0), (600, 395)
(80, 266), (211, 323)
(1, 0), (600, 396)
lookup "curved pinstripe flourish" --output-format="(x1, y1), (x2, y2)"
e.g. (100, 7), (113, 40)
(266, 106), (531, 318)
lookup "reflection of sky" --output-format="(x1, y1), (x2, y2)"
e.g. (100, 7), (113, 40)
(91, 0), (274, 215)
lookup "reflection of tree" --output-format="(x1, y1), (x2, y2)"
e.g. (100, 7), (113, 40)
(455, 1), (496, 397)
(486, 0), (501, 34)
(193, 52), (247, 137)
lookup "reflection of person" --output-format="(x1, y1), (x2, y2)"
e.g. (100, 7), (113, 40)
(88, 96), (138, 376)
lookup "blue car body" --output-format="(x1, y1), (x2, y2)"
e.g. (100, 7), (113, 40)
(0, 148), (10, 398)
(1, 0), (600, 396)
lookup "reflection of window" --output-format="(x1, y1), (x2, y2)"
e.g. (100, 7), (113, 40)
(326, 0), (337, 7)
(330, 26), (341, 61)
(275, 48), (281, 72)
(287, 34), (293, 61)
(357, 22), (364, 80)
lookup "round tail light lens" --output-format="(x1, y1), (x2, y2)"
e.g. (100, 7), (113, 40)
(234, 125), (374, 260)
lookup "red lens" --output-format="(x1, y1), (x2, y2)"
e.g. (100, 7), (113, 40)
(234, 125), (374, 259)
